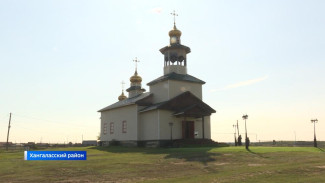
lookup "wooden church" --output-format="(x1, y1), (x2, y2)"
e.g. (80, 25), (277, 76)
(98, 17), (216, 147)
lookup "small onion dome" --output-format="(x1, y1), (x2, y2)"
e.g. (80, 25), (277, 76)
(169, 25), (182, 37)
(118, 91), (127, 101)
(130, 70), (142, 83)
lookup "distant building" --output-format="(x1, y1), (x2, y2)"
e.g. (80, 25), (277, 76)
(36, 143), (49, 146)
(82, 140), (98, 146)
(0, 142), (13, 146)
(98, 20), (216, 147)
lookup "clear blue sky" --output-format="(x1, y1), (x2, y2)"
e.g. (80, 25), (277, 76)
(0, 0), (324, 143)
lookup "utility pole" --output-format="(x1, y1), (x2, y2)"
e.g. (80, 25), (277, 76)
(237, 120), (242, 146)
(233, 124), (238, 146)
(6, 113), (12, 151)
(242, 114), (249, 150)
(236, 120), (240, 137)
(311, 119), (318, 147)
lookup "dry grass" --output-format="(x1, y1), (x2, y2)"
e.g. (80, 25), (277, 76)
(0, 146), (325, 182)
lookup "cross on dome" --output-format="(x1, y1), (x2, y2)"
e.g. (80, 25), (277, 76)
(130, 57), (142, 83)
(133, 57), (140, 71)
(118, 80), (127, 101)
(170, 10), (178, 26)
(121, 81), (125, 91)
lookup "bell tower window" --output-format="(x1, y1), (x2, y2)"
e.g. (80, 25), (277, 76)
(170, 36), (177, 44)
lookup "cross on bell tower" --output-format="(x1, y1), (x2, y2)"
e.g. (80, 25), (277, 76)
(133, 57), (140, 71)
(169, 10), (181, 45)
(170, 10), (178, 26)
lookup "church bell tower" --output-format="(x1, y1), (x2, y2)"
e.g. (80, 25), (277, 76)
(159, 11), (191, 75)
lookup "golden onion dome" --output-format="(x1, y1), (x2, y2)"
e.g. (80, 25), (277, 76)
(130, 70), (142, 83)
(169, 25), (182, 37)
(118, 91), (127, 101)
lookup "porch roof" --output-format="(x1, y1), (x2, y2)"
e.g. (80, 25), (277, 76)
(139, 91), (216, 117)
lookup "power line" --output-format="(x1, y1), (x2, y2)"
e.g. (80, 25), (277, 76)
(13, 113), (95, 129)
(1, 113), (96, 143)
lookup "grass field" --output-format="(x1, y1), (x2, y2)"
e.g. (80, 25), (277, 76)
(1, 146), (325, 183)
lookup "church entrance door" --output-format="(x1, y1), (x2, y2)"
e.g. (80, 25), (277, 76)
(182, 121), (194, 139)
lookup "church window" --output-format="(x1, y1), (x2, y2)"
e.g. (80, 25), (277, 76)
(110, 122), (114, 134)
(122, 121), (127, 133)
(103, 123), (107, 135)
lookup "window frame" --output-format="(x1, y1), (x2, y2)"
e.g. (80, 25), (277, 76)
(110, 122), (114, 134)
(103, 122), (107, 135)
(122, 120), (127, 133)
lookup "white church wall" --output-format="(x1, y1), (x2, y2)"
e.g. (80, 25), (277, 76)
(157, 110), (211, 140)
(158, 110), (183, 140)
(100, 104), (137, 142)
(149, 80), (169, 103)
(138, 110), (159, 140)
(169, 80), (202, 100)
(150, 80), (202, 104)
(194, 119), (202, 139)
(163, 65), (187, 75)
(193, 116), (211, 139)
(204, 116), (211, 139)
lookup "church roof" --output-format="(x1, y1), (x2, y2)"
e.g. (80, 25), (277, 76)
(147, 72), (205, 86)
(159, 44), (191, 54)
(138, 102), (165, 113)
(98, 92), (153, 112)
(126, 86), (146, 92)
(139, 91), (216, 117)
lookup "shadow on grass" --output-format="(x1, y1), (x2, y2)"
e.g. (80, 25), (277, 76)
(316, 147), (325, 152)
(246, 148), (269, 158)
(90, 146), (223, 165)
